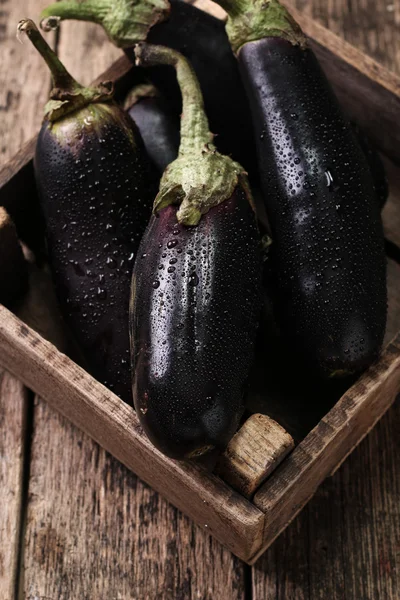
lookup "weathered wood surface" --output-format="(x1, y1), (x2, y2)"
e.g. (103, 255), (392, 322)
(0, 5), (51, 599)
(291, 0), (400, 75)
(24, 398), (246, 600)
(0, 303), (265, 561)
(0, 373), (29, 600)
(253, 334), (400, 547)
(216, 414), (294, 499)
(0, 0), (400, 598)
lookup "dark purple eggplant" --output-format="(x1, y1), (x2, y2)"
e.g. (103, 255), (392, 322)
(40, 0), (257, 177)
(130, 44), (262, 459)
(20, 19), (157, 403)
(124, 84), (179, 173)
(351, 123), (388, 210)
(213, 0), (387, 378)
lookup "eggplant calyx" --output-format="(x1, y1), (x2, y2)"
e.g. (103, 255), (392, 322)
(135, 42), (256, 226)
(154, 145), (248, 226)
(45, 81), (113, 122)
(18, 19), (114, 122)
(216, 0), (307, 53)
(40, 0), (170, 48)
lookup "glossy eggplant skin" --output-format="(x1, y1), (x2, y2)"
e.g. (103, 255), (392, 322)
(35, 103), (157, 403)
(351, 123), (388, 210)
(238, 38), (387, 377)
(125, 0), (256, 176)
(130, 189), (262, 459)
(128, 95), (179, 173)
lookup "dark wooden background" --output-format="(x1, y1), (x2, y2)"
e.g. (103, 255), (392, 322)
(1, 1), (399, 598)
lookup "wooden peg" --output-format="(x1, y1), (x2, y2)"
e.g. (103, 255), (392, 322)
(0, 207), (28, 308)
(216, 413), (294, 499)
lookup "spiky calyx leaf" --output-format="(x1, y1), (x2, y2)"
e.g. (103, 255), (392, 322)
(45, 80), (114, 122)
(155, 145), (250, 226)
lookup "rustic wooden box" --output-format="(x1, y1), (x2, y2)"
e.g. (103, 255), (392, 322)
(1, 6), (400, 565)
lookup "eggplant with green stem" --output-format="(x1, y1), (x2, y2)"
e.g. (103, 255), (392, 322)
(19, 19), (157, 403)
(211, 0), (387, 378)
(130, 44), (262, 460)
(39, 0), (257, 177)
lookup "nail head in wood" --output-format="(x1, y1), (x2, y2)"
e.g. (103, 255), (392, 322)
(216, 414), (295, 499)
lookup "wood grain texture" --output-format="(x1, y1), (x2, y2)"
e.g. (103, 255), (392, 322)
(24, 398), (245, 600)
(216, 414), (294, 499)
(253, 334), (400, 561)
(290, 0), (400, 76)
(0, 372), (29, 600)
(0, 304), (264, 562)
(252, 399), (400, 599)
(0, 0), (54, 164)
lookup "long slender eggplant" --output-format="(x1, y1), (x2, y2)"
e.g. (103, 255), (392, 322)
(212, 0), (387, 378)
(39, 0), (257, 177)
(130, 44), (262, 459)
(124, 83), (179, 173)
(19, 20), (157, 403)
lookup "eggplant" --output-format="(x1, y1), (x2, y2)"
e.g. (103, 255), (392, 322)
(125, 84), (179, 173)
(20, 20), (157, 403)
(40, 0), (257, 177)
(213, 0), (387, 378)
(130, 44), (262, 459)
(351, 123), (389, 210)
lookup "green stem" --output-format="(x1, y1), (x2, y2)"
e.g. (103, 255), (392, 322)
(133, 44), (250, 226)
(40, 0), (170, 48)
(41, 0), (106, 25)
(17, 19), (82, 93)
(18, 19), (114, 122)
(135, 43), (213, 156)
(212, 0), (307, 53)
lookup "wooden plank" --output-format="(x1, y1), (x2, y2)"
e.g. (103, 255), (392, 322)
(253, 401), (400, 599)
(252, 333), (400, 562)
(0, 372), (29, 600)
(290, 0), (400, 76)
(216, 414), (294, 499)
(0, 305), (264, 563)
(24, 398), (246, 600)
(0, 0), (55, 163)
(0, 4), (52, 598)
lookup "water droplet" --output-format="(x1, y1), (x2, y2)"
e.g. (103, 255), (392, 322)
(325, 170), (334, 188)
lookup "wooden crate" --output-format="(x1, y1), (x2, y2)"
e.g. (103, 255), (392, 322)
(1, 5), (400, 565)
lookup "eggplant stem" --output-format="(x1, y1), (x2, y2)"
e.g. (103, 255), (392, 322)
(212, 0), (307, 53)
(41, 0), (109, 24)
(40, 0), (170, 48)
(135, 43), (213, 156)
(17, 19), (82, 93)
